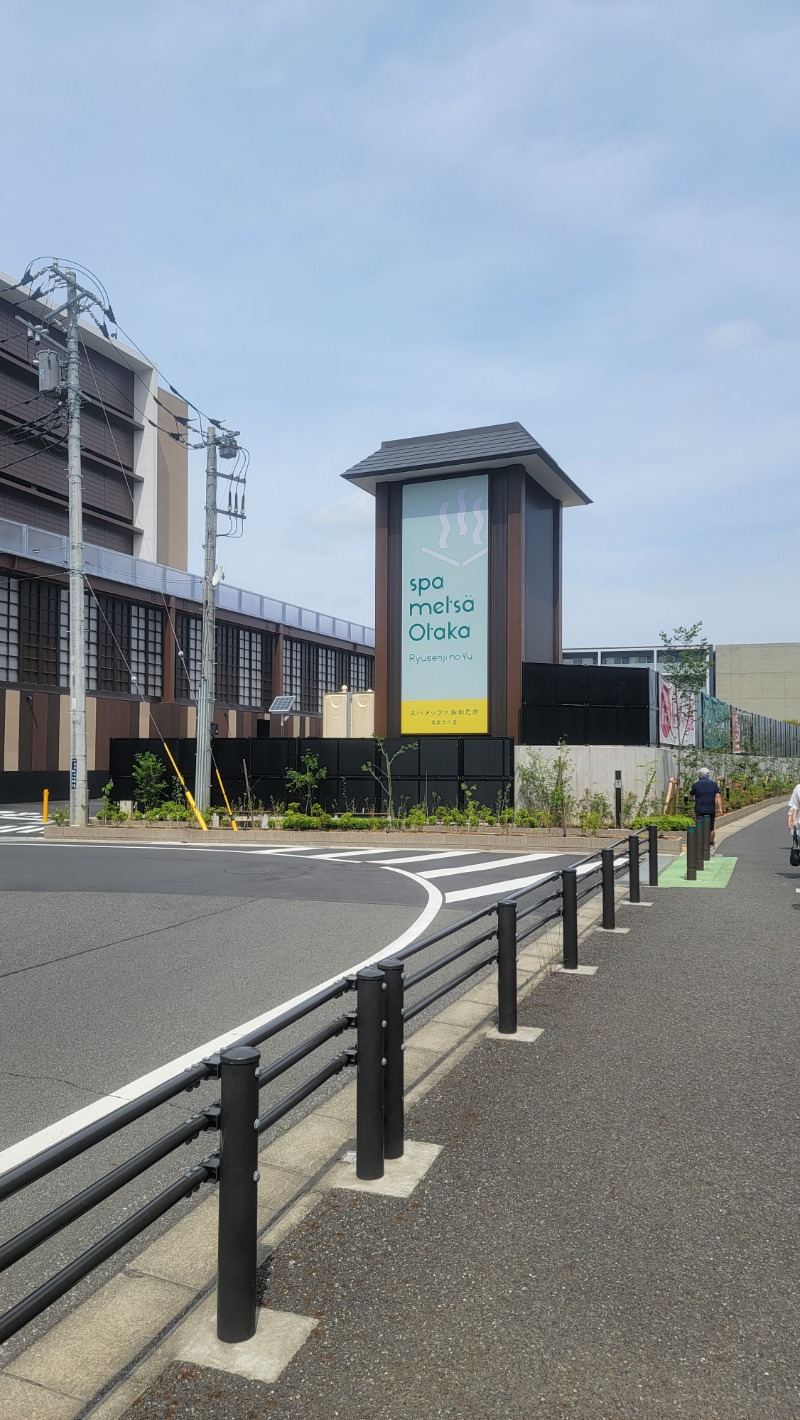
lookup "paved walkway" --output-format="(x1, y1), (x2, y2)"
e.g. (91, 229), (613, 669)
(76, 808), (800, 1415)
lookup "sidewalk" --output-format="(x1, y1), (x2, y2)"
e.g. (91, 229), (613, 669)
(109, 803), (799, 1419)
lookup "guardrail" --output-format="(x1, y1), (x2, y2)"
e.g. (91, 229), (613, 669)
(0, 825), (659, 1349)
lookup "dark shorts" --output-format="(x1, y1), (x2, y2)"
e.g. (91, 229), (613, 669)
(695, 811), (715, 828)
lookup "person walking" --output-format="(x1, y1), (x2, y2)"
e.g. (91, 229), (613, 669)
(788, 781), (800, 865)
(689, 767), (723, 849)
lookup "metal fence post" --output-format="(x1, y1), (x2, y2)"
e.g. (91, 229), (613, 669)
(497, 901), (518, 1034)
(379, 957), (405, 1161)
(562, 867), (578, 969)
(217, 1044), (260, 1344)
(601, 847), (616, 929)
(686, 824), (697, 881)
(627, 835), (641, 903)
(356, 966), (385, 1181)
(701, 815), (711, 862)
(648, 823), (659, 886)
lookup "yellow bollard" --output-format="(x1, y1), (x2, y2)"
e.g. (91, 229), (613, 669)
(42, 788), (49, 824)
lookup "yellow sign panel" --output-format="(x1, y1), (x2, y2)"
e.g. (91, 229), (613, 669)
(401, 698), (488, 735)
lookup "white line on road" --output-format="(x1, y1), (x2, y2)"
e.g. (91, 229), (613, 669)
(0, 869), (443, 1178)
(444, 870), (557, 903)
(372, 850), (478, 866)
(419, 852), (556, 880)
(304, 848), (400, 860)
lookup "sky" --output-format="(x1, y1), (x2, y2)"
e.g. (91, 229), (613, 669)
(2, 0), (799, 647)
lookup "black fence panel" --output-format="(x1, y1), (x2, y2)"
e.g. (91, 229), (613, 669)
(108, 736), (514, 814)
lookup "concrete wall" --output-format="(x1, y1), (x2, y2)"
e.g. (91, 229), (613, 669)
(156, 389), (189, 570)
(715, 643), (800, 722)
(516, 743), (675, 814)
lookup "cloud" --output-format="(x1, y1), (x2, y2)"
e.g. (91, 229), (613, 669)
(703, 320), (766, 354)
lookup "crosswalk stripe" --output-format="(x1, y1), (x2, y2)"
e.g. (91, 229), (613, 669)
(420, 852), (556, 881)
(444, 870), (557, 903)
(308, 848), (397, 860)
(373, 850), (478, 866)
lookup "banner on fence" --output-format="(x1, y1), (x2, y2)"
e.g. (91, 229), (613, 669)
(657, 677), (696, 747)
(701, 694), (731, 751)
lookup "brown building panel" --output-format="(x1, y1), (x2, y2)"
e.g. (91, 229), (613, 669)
(17, 692), (33, 771)
(31, 692), (49, 770)
(46, 692), (60, 770)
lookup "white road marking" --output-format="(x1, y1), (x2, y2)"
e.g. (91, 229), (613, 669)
(306, 848), (398, 860)
(444, 870), (558, 903)
(0, 870), (443, 1178)
(373, 850), (479, 866)
(419, 852), (556, 880)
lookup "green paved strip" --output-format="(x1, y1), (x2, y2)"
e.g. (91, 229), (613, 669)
(659, 854), (737, 888)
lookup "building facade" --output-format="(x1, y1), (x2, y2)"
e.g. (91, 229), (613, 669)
(0, 521), (374, 798)
(714, 644), (800, 723)
(0, 276), (374, 798)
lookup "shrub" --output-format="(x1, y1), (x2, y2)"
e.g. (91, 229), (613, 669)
(132, 751), (168, 812)
(630, 814), (693, 832)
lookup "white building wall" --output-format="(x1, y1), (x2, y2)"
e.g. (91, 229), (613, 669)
(515, 743), (676, 814)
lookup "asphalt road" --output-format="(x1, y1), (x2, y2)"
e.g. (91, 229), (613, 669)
(0, 842), (428, 1149)
(0, 834), (584, 1356)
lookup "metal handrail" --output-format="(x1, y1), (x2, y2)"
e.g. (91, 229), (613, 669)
(0, 1163), (213, 1347)
(403, 947), (499, 1023)
(0, 1059), (214, 1203)
(403, 926), (498, 991)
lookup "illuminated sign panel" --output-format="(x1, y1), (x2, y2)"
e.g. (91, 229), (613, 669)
(400, 473), (489, 733)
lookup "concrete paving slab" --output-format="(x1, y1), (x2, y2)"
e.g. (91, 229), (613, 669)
(402, 1043), (442, 1085)
(0, 1373), (82, 1420)
(176, 1298), (317, 1383)
(554, 963), (599, 976)
(405, 1020), (469, 1055)
(484, 1025), (543, 1043)
(258, 1114), (351, 1174)
(308, 1079), (357, 1123)
(5, 1273), (194, 1401)
(323, 1140), (442, 1198)
(132, 1194), (218, 1290)
(434, 996), (493, 1028)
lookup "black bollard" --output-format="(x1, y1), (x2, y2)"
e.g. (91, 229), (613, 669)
(497, 900), (518, 1034)
(648, 824), (659, 886)
(686, 824), (697, 881)
(217, 1045), (261, 1344)
(627, 835), (641, 903)
(379, 957), (405, 1161)
(356, 967), (385, 1181)
(601, 847), (616, 929)
(562, 868), (578, 970)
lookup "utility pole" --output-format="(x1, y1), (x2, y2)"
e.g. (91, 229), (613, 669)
(65, 269), (88, 827)
(195, 428), (218, 812)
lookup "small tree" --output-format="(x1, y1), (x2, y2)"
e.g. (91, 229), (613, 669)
(658, 621), (713, 803)
(132, 751), (168, 812)
(362, 736), (417, 826)
(285, 750), (327, 814)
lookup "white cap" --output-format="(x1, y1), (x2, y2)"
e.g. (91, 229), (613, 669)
(698, 767), (710, 777)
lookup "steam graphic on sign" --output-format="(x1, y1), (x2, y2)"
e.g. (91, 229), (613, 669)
(422, 486), (487, 568)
